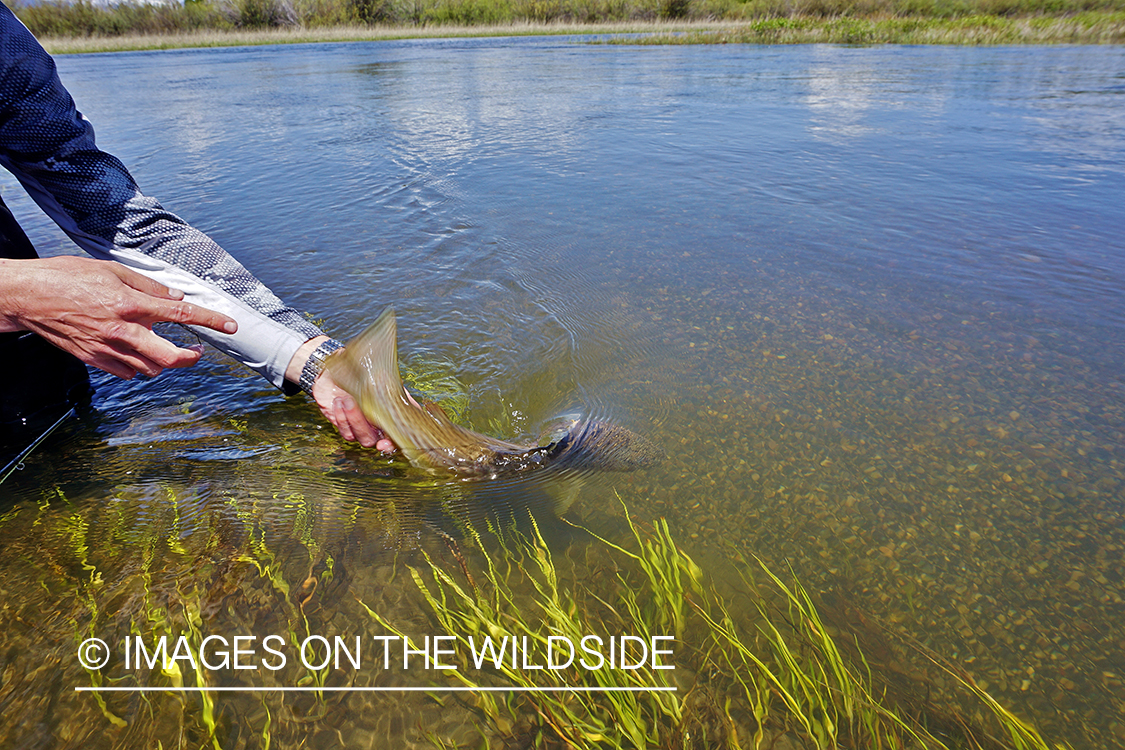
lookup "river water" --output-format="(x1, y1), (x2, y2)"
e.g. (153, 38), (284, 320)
(1, 37), (1123, 748)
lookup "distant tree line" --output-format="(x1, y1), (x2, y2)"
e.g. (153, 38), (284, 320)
(10, 0), (1124, 36)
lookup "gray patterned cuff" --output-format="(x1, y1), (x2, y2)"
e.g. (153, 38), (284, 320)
(298, 339), (345, 395)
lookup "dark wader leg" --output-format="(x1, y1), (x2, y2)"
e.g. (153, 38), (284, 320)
(1, 196), (92, 480)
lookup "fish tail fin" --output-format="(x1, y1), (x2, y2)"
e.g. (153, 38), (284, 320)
(325, 306), (402, 402)
(422, 400), (457, 428)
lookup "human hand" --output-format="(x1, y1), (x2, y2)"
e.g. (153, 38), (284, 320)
(0, 256), (238, 379)
(312, 369), (396, 453)
(285, 335), (396, 453)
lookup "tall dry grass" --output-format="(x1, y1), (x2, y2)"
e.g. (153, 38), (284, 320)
(14, 0), (1125, 40)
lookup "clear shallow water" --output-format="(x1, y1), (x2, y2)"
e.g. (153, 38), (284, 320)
(1, 38), (1123, 748)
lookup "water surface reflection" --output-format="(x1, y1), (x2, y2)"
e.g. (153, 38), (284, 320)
(1, 38), (1123, 748)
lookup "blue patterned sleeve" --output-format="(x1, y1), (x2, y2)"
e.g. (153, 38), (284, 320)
(0, 5), (329, 391)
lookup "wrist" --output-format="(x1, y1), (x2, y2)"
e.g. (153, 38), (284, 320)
(0, 259), (29, 332)
(287, 335), (344, 395)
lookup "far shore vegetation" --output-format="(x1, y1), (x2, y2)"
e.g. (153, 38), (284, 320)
(8, 0), (1125, 51)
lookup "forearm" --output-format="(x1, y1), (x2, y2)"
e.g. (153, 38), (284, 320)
(0, 144), (327, 388)
(106, 241), (322, 390)
(0, 5), (326, 389)
(1, 7), (390, 448)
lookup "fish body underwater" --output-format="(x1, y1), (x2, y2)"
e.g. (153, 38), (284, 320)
(325, 307), (662, 479)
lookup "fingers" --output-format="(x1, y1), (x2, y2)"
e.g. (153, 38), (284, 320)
(113, 263), (187, 301)
(90, 298), (231, 375)
(87, 336), (204, 379)
(111, 262), (238, 335)
(89, 309), (209, 374)
(152, 298), (238, 335)
(330, 397), (358, 442)
(87, 353), (140, 380)
(1, 256), (234, 381)
(312, 373), (396, 453)
(126, 333), (205, 374)
(333, 395), (388, 450)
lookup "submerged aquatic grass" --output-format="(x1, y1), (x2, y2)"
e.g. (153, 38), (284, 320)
(0, 467), (1067, 748)
(363, 497), (1061, 749)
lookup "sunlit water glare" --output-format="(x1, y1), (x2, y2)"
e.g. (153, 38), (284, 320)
(1, 38), (1122, 748)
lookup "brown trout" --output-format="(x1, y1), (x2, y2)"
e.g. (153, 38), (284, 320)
(325, 307), (662, 478)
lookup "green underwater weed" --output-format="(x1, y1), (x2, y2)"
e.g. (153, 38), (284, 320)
(362, 515), (684, 747)
(59, 487), (131, 731)
(364, 497), (1064, 750)
(5, 476), (1063, 749)
(401, 353), (473, 426)
(695, 559), (929, 748)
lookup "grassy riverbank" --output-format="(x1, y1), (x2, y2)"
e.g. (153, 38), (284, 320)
(623, 12), (1125, 43)
(13, 0), (1125, 52)
(31, 12), (1125, 53)
(30, 22), (695, 54)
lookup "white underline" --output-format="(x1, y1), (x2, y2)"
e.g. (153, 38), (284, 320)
(76, 686), (676, 693)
